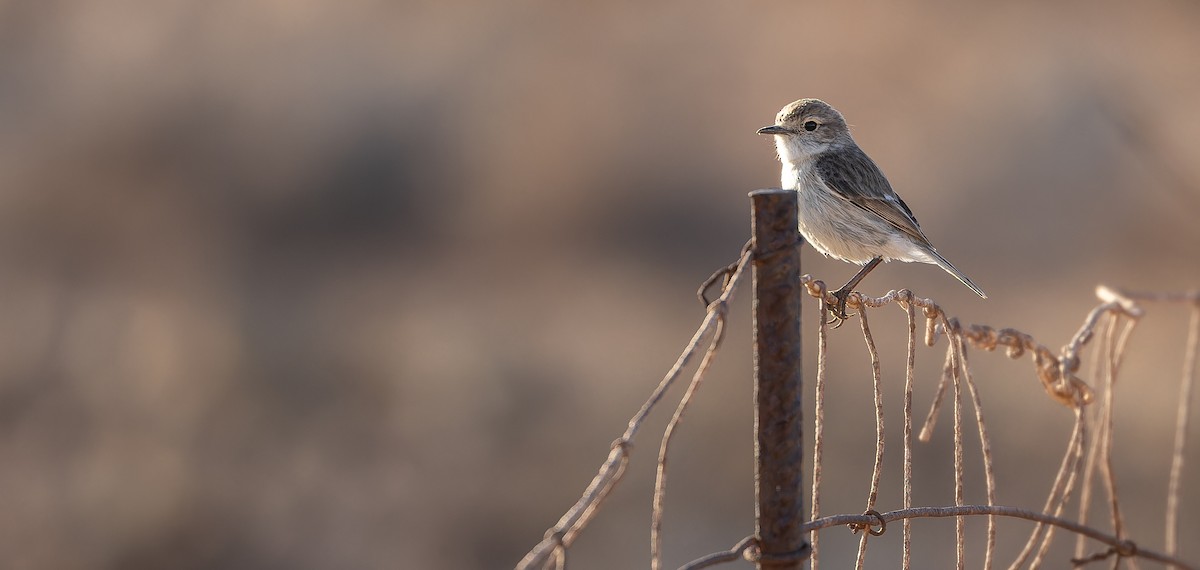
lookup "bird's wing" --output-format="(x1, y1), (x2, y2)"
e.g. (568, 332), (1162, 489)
(814, 147), (932, 247)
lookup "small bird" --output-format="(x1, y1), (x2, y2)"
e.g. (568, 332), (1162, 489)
(758, 98), (986, 321)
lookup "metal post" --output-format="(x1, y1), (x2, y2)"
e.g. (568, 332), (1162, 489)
(749, 189), (807, 568)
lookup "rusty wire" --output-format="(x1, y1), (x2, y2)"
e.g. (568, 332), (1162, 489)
(799, 505), (1194, 570)
(677, 536), (760, 570)
(1076, 314), (1112, 563)
(810, 297), (830, 569)
(1099, 315), (1138, 557)
(919, 337), (955, 442)
(851, 307), (886, 569)
(1015, 405), (1087, 569)
(795, 278), (1193, 570)
(515, 248), (753, 570)
(958, 330), (999, 569)
(652, 316), (729, 570)
(519, 262), (1198, 570)
(949, 318), (967, 570)
(1168, 299), (1200, 560)
(1119, 290), (1200, 561)
(901, 299), (917, 570)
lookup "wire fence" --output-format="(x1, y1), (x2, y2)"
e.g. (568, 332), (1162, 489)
(516, 190), (1198, 570)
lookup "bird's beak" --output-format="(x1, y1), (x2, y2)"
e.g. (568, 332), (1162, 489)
(757, 125), (789, 135)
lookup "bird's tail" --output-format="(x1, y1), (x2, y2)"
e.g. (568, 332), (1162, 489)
(925, 249), (987, 299)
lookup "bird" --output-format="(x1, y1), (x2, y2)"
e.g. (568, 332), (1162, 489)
(757, 98), (986, 322)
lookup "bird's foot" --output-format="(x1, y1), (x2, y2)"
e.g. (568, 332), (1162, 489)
(826, 288), (855, 329)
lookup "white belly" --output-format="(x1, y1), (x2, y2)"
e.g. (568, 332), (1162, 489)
(784, 165), (931, 265)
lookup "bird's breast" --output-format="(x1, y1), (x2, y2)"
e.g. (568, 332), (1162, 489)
(780, 162), (803, 190)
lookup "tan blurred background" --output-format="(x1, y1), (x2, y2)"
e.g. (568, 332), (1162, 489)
(0, 1), (1198, 568)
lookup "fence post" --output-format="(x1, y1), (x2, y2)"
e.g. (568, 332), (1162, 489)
(749, 189), (807, 569)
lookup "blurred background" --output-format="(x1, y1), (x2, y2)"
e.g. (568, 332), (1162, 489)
(0, 1), (1198, 568)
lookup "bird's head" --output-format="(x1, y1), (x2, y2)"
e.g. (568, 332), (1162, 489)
(757, 98), (851, 162)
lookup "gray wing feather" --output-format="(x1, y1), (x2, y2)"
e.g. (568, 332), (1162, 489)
(814, 147), (932, 247)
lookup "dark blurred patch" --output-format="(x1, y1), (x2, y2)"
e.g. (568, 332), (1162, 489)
(575, 154), (747, 274)
(237, 115), (452, 248)
(106, 509), (280, 570)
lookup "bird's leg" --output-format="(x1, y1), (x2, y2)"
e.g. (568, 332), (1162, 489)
(829, 256), (883, 326)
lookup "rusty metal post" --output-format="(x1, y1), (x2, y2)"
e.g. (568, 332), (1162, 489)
(749, 189), (807, 568)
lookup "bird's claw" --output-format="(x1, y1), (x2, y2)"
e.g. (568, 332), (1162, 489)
(826, 289), (855, 329)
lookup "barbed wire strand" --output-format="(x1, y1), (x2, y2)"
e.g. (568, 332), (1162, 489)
(1029, 406), (1089, 568)
(652, 317), (730, 570)
(919, 317), (953, 442)
(1057, 288), (1141, 405)
(810, 294), (830, 569)
(957, 325), (1090, 409)
(552, 545), (566, 569)
(800, 505), (1194, 570)
(852, 304), (886, 569)
(799, 281), (1191, 570)
(830, 290), (998, 570)
(919, 339), (955, 443)
(1097, 315), (1139, 569)
(1081, 291), (1142, 569)
(516, 249), (752, 570)
(521, 267), (1197, 570)
(1007, 403), (1086, 570)
(836, 290), (998, 570)
(1018, 292), (1143, 568)
(957, 331), (998, 569)
(1069, 290), (1144, 568)
(940, 319), (967, 569)
(677, 535), (759, 570)
(901, 296), (917, 570)
(808, 284), (1094, 569)
(1076, 314), (1112, 563)
(1071, 313), (1126, 570)
(1167, 299), (1200, 560)
(1101, 288), (1200, 563)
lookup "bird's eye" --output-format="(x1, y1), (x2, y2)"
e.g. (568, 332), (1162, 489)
(803, 121), (819, 132)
